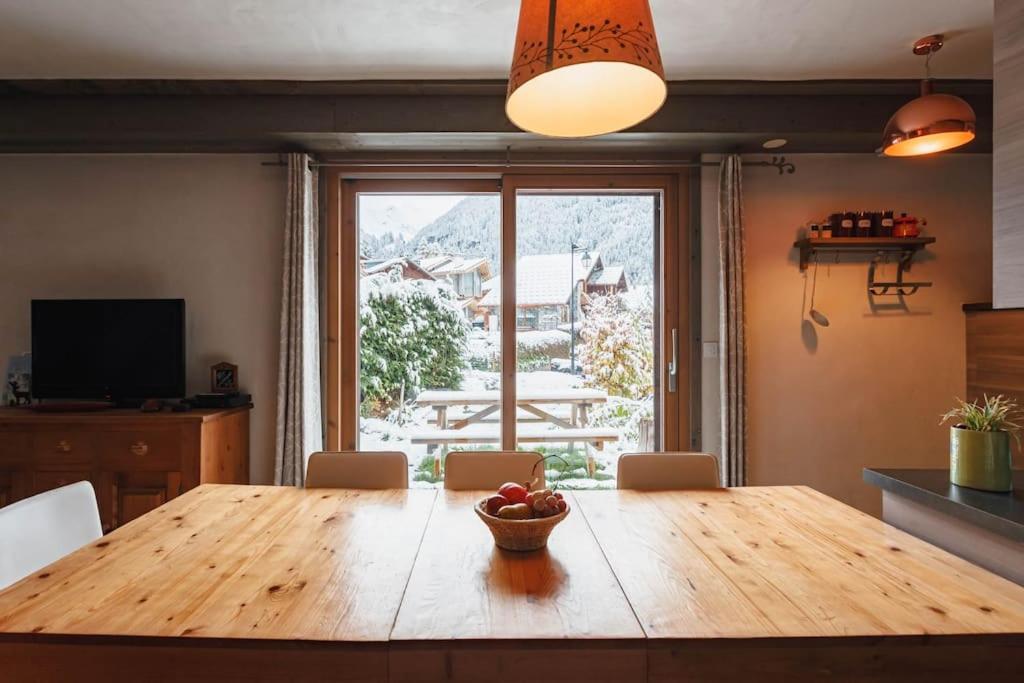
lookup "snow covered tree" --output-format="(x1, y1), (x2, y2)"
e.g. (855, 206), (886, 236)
(579, 294), (653, 400)
(360, 268), (469, 416)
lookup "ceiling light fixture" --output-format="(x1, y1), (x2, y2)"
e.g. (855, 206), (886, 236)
(505, 0), (667, 138)
(881, 34), (976, 157)
(762, 138), (788, 149)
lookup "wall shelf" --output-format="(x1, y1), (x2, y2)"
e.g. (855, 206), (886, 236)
(794, 236), (936, 271)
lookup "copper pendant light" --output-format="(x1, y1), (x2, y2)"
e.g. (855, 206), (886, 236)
(881, 35), (976, 157)
(506, 0), (667, 138)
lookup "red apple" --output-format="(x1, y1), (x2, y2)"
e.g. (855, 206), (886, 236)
(497, 482), (528, 505)
(484, 494), (509, 516)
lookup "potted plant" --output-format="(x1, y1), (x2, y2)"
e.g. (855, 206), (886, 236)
(940, 395), (1020, 492)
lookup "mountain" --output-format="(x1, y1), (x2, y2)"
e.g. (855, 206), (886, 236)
(362, 194), (657, 284)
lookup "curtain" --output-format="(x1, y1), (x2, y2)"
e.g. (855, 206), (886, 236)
(274, 153), (323, 486)
(718, 155), (746, 486)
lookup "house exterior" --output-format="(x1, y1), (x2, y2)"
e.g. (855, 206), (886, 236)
(478, 252), (627, 331)
(419, 254), (492, 298)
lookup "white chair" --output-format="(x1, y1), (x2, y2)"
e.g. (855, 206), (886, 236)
(443, 450), (546, 490)
(616, 452), (722, 490)
(0, 481), (103, 589)
(305, 451), (409, 489)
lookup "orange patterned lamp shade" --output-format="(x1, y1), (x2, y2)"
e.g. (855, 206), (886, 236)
(506, 0), (667, 138)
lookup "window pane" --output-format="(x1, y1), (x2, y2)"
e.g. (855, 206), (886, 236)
(514, 193), (658, 489)
(357, 193), (501, 487)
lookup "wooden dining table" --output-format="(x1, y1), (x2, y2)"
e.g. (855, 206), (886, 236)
(1, 484), (1023, 682)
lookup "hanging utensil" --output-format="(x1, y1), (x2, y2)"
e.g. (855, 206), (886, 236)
(808, 254), (830, 327)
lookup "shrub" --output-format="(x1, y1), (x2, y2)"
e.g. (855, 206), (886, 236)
(360, 268), (469, 415)
(579, 293), (653, 400)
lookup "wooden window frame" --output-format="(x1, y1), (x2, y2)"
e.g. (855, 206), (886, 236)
(325, 168), (691, 454)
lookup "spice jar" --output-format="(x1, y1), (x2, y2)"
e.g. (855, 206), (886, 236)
(878, 210), (895, 237)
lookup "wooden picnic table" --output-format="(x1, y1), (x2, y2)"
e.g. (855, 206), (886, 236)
(412, 388), (617, 452)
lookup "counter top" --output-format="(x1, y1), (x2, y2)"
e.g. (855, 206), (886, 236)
(864, 468), (1024, 542)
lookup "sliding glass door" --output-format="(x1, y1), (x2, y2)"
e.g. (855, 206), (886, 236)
(513, 190), (661, 487)
(333, 174), (686, 488)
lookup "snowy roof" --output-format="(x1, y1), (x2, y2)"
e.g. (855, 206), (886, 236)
(479, 252), (601, 308)
(589, 265), (626, 287)
(362, 257), (434, 280)
(419, 254), (492, 278)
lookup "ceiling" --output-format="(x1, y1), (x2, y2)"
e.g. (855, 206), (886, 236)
(0, 0), (993, 81)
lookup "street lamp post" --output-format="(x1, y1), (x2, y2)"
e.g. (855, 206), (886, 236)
(569, 241), (592, 375)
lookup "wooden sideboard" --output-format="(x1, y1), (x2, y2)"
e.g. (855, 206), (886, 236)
(0, 407), (249, 531)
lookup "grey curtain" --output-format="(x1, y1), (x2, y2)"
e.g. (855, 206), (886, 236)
(274, 153), (323, 486)
(718, 155), (746, 486)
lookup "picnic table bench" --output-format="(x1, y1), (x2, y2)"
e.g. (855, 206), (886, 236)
(412, 388), (618, 451)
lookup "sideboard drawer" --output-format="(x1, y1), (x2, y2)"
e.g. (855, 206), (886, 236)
(98, 430), (182, 470)
(30, 430), (96, 468)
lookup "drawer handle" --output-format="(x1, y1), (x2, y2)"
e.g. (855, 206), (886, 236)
(130, 441), (149, 457)
(56, 440), (72, 453)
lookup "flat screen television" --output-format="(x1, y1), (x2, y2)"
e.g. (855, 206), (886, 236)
(31, 299), (186, 402)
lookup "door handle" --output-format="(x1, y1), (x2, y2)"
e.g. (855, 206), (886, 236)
(668, 328), (678, 393)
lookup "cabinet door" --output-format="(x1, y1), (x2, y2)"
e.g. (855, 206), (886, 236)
(119, 488), (167, 526)
(113, 471), (180, 527)
(32, 470), (93, 495)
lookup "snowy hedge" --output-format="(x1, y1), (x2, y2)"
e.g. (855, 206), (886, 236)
(360, 269), (469, 415)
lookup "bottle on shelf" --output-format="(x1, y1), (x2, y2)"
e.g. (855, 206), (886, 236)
(808, 222), (820, 238)
(820, 221), (833, 238)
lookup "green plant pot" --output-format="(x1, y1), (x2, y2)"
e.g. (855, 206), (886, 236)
(949, 426), (1013, 492)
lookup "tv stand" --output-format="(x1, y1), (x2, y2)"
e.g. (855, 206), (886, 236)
(0, 406), (250, 531)
(30, 401), (116, 413)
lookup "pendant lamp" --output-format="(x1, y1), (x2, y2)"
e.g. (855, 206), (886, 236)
(881, 35), (976, 157)
(506, 0), (667, 138)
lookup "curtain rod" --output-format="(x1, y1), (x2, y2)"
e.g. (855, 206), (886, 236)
(260, 155), (797, 175)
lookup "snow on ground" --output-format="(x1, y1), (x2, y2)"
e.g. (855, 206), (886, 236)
(359, 362), (650, 490)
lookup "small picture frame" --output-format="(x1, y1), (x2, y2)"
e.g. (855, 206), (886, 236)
(210, 362), (239, 394)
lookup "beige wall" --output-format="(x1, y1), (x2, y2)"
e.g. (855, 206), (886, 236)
(0, 154), (285, 484)
(703, 154), (993, 515)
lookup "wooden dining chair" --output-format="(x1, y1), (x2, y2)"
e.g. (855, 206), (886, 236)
(0, 481), (103, 589)
(616, 452), (722, 490)
(305, 451), (409, 489)
(443, 450), (546, 490)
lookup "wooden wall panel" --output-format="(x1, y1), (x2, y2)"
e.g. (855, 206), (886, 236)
(965, 309), (1024, 407)
(994, 0), (1024, 308)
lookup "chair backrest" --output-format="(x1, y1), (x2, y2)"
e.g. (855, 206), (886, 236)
(616, 452), (722, 490)
(443, 450), (546, 490)
(0, 481), (103, 589)
(305, 451), (409, 489)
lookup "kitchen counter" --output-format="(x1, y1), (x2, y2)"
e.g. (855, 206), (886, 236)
(865, 468), (1024, 583)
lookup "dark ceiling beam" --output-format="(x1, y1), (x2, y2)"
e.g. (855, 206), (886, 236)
(0, 79), (993, 154)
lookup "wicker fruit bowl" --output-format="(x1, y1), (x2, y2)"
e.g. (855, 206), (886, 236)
(474, 500), (569, 551)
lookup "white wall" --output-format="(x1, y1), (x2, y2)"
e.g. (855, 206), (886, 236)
(701, 153), (993, 515)
(0, 154), (286, 484)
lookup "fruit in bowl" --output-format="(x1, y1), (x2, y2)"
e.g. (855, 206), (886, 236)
(475, 481), (570, 551)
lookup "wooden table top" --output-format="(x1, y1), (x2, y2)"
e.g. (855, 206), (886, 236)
(390, 490), (642, 641)
(575, 487), (1024, 640)
(2, 484), (1023, 646)
(0, 486), (436, 642)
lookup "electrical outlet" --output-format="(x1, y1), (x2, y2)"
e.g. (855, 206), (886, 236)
(703, 341), (720, 359)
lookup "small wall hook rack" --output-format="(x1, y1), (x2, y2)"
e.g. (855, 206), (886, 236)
(793, 236), (936, 297)
(867, 252), (933, 296)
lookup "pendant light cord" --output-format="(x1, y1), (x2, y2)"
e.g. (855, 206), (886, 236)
(545, 0), (558, 68)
